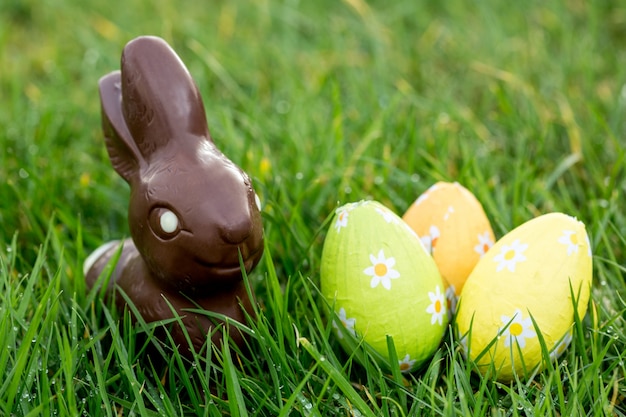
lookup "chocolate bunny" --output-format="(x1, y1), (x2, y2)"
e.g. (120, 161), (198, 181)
(84, 36), (264, 354)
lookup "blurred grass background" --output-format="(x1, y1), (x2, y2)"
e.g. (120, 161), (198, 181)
(1, 0), (626, 415)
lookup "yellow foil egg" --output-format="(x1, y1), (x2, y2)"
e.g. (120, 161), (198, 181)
(455, 213), (593, 381)
(402, 182), (495, 309)
(321, 200), (448, 373)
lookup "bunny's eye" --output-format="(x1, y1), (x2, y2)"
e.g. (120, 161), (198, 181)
(149, 207), (181, 239)
(160, 210), (178, 233)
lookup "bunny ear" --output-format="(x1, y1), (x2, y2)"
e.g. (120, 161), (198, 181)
(99, 71), (144, 183)
(119, 36), (210, 160)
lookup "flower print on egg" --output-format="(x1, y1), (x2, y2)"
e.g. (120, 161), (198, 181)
(334, 208), (350, 233)
(375, 206), (399, 224)
(499, 309), (536, 349)
(443, 205), (454, 221)
(412, 183), (439, 206)
(420, 225), (440, 254)
(398, 354), (417, 373)
(557, 230), (580, 256)
(364, 249), (400, 290)
(426, 285), (446, 325)
(549, 329), (573, 361)
(474, 231), (494, 258)
(332, 307), (356, 339)
(445, 285), (458, 318)
(493, 239), (528, 273)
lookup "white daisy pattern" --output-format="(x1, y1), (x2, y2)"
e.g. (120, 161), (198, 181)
(414, 193), (429, 206)
(363, 249), (401, 290)
(474, 231), (494, 257)
(398, 354), (417, 373)
(334, 208), (350, 232)
(493, 239), (528, 273)
(549, 330), (573, 361)
(414, 184), (437, 206)
(420, 225), (441, 254)
(500, 309), (536, 349)
(375, 206), (398, 224)
(332, 307), (356, 339)
(443, 205), (455, 221)
(445, 285), (458, 318)
(558, 230), (580, 256)
(426, 285), (446, 325)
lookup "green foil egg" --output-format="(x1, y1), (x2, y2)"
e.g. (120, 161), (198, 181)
(321, 200), (448, 373)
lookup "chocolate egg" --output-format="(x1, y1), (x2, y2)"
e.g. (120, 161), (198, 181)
(455, 213), (593, 381)
(402, 182), (495, 313)
(321, 200), (448, 373)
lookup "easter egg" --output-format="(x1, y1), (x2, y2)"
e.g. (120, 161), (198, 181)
(321, 200), (448, 373)
(402, 182), (495, 312)
(455, 213), (592, 381)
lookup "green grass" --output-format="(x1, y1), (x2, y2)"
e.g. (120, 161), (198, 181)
(1, 0), (626, 415)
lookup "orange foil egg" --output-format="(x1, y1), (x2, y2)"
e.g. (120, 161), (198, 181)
(402, 182), (495, 311)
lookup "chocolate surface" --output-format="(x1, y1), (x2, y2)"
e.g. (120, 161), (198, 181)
(85, 36), (264, 354)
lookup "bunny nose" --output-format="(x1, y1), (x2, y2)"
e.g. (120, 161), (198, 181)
(220, 218), (253, 245)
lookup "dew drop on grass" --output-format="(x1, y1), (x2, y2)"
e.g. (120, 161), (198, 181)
(275, 100), (290, 114)
(18, 168), (29, 179)
(295, 172), (303, 180)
